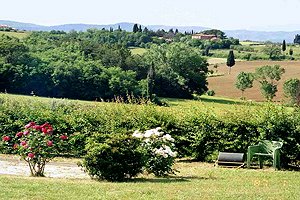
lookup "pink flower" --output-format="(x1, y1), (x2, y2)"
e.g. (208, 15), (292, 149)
(23, 130), (30, 136)
(16, 132), (23, 137)
(47, 140), (53, 147)
(60, 135), (68, 140)
(13, 144), (19, 149)
(25, 122), (36, 129)
(20, 141), (27, 146)
(2, 136), (11, 142)
(28, 153), (35, 159)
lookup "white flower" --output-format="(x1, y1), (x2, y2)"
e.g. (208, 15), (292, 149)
(144, 138), (150, 143)
(144, 129), (154, 138)
(132, 130), (143, 138)
(162, 134), (174, 142)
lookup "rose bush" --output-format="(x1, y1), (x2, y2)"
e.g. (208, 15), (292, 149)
(0, 122), (69, 177)
(133, 127), (177, 177)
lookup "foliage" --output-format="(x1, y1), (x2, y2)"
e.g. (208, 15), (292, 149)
(143, 43), (209, 98)
(262, 45), (283, 60)
(0, 122), (69, 176)
(283, 78), (300, 105)
(254, 65), (285, 101)
(132, 128), (177, 177)
(206, 90), (215, 96)
(226, 50), (235, 74)
(235, 72), (254, 97)
(1, 94), (300, 168)
(82, 134), (144, 181)
(282, 40), (286, 52)
(200, 29), (227, 39)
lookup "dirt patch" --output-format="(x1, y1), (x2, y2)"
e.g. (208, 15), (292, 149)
(0, 155), (89, 179)
(208, 60), (300, 101)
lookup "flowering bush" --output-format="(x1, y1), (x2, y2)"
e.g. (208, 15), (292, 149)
(0, 122), (69, 177)
(133, 127), (177, 177)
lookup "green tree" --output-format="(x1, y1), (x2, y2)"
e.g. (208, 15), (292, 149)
(143, 43), (208, 98)
(235, 72), (254, 98)
(289, 48), (293, 56)
(282, 40), (286, 53)
(133, 24), (139, 33)
(262, 45), (282, 60)
(201, 29), (227, 39)
(255, 65), (285, 101)
(283, 78), (300, 105)
(138, 25), (142, 32)
(226, 50), (235, 74)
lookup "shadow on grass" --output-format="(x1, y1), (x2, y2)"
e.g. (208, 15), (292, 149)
(131, 175), (214, 183)
(199, 97), (245, 105)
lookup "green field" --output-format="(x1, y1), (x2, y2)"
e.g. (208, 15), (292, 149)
(0, 31), (30, 39)
(129, 47), (148, 55)
(0, 160), (299, 200)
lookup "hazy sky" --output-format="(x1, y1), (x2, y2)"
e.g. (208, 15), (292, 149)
(2, 0), (300, 30)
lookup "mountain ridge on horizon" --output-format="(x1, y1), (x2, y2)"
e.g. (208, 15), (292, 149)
(0, 20), (299, 43)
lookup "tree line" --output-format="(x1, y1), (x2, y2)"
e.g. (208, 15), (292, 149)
(0, 30), (209, 100)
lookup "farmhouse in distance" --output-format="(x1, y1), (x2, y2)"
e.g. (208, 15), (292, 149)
(192, 33), (219, 41)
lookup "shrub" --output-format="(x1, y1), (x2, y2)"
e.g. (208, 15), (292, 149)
(206, 90), (215, 96)
(82, 134), (144, 181)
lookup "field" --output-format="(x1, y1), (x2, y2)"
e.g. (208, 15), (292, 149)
(207, 60), (300, 101)
(129, 47), (148, 55)
(0, 31), (30, 39)
(0, 160), (299, 200)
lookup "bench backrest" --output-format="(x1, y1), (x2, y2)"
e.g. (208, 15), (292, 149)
(259, 140), (283, 154)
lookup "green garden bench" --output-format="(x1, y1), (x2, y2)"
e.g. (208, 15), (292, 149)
(247, 140), (283, 170)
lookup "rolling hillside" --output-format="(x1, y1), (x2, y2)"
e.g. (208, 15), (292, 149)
(207, 60), (300, 102)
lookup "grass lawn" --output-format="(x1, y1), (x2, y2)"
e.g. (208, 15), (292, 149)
(0, 161), (299, 200)
(129, 47), (147, 55)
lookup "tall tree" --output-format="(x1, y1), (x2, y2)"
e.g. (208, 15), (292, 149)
(117, 25), (122, 31)
(255, 65), (285, 101)
(143, 27), (149, 33)
(226, 50), (235, 74)
(282, 40), (286, 53)
(283, 78), (300, 105)
(133, 24), (139, 33)
(235, 72), (254, 98)
(175, 29), (179, 34)
(147, 62), (155, 100)
(138, 25), (142, 32)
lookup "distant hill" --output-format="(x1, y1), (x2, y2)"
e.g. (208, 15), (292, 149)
(0, 20), (299, 42)
(225, 30), (300, 43)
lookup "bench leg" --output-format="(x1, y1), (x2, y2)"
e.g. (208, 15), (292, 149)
(259, 156), (263, 169)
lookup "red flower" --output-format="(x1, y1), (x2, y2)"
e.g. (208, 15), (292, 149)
(41, 123), (51, 129)
(23, 130), (30, 136)
(2, 136), (11, 142)
(28, 153), (35, 159)
(42, 127), (53, 135)
(60, 135), (68, 140)
(13, 144), (19, 149)
(25, 122), (36, 129)
(16, 132), (23, 137)
(32, 125), (41, 131)
(47, 140), (53, 147)
(20, 141), (27, 146)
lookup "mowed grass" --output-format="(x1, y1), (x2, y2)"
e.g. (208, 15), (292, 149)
(207, 60), (300, 101)
(0, 161), (299, 200)
(0, 31), (30, 39)
(129, 47), (147, 55)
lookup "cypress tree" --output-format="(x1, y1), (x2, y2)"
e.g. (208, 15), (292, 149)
(226, 50), (235, 74)
(175, 29), (179, 34)
(282, 40), (286, 53)
(143, 27), (149, 33)
(138, 25), (142, 32)
(133, 24), (138, 33)
(147, 62), (155, 100)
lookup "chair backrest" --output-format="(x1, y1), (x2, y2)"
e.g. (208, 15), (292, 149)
(259, 140), (283, 154)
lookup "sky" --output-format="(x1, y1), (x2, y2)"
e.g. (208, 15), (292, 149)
(2, 0), (300, 31)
